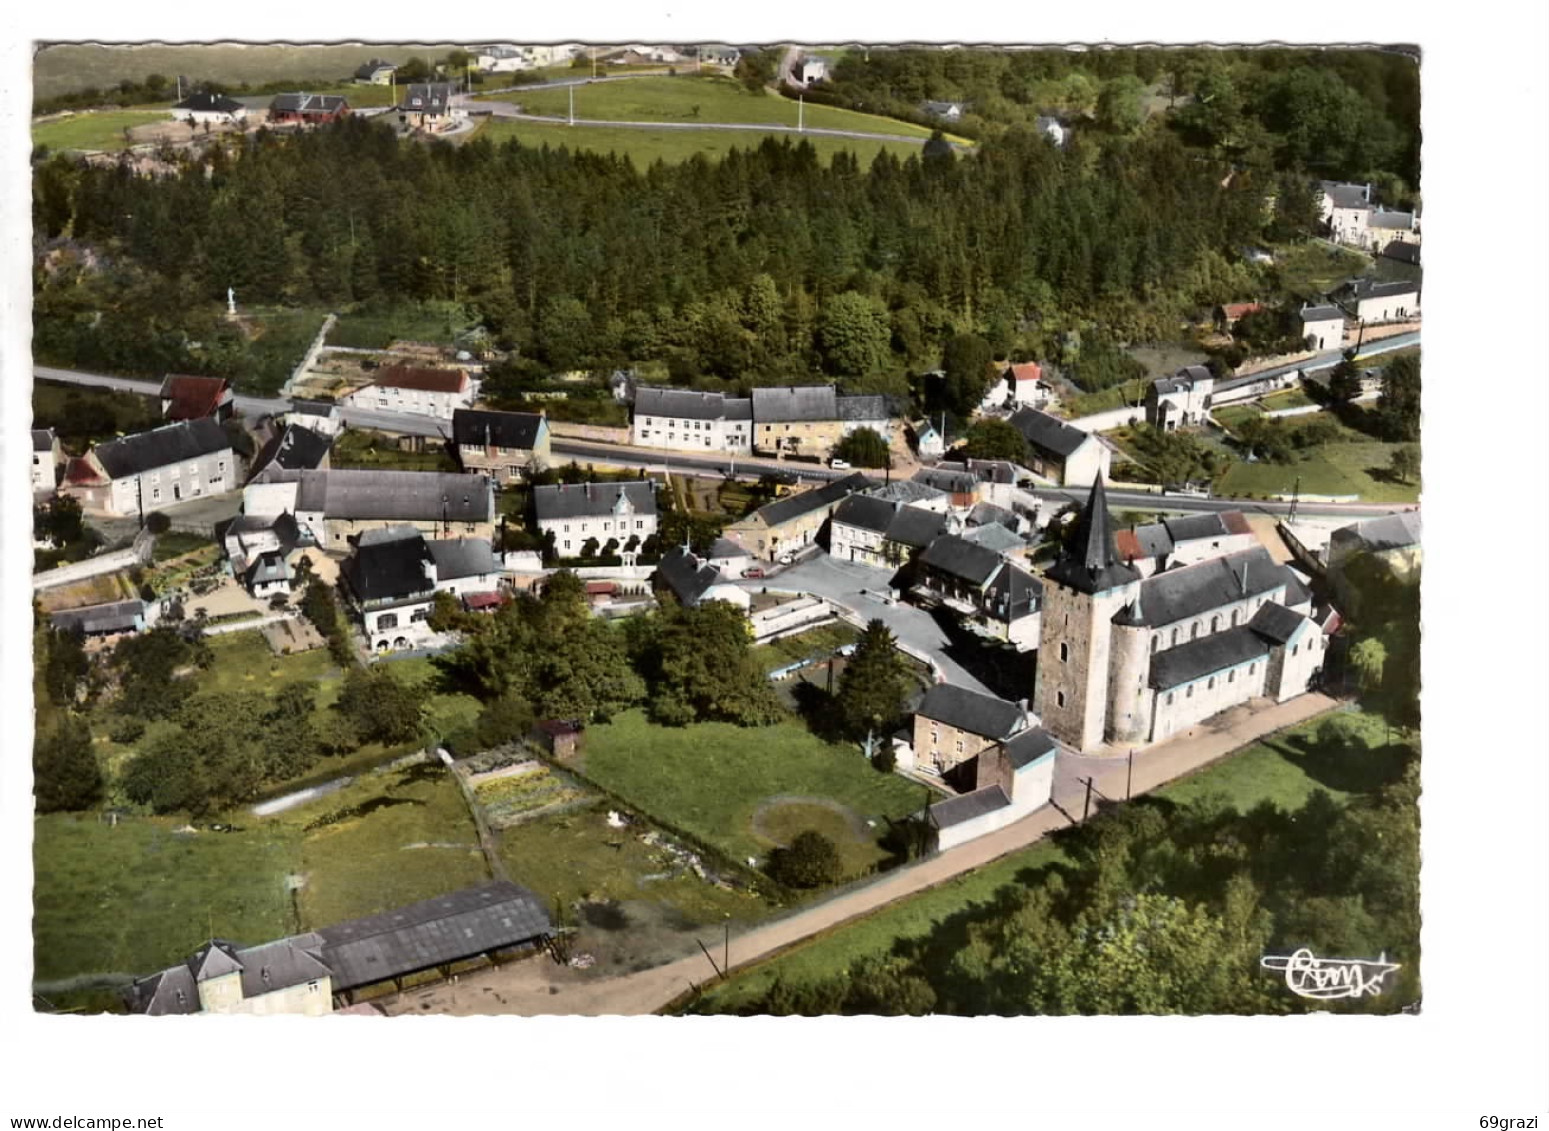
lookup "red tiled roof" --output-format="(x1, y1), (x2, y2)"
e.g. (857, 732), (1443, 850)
(159, 374), (231, 421)
(462, 591), (507, 611)
(1220, 510), (1252, 536)
(1114, 529), (1142, 562)
(1007, 361), (1043, 382)
(374, 365), (469, 394)
(584, 581), (616, 595)
(1219, 302), (1264, 321)
(64, 456), (107, 486)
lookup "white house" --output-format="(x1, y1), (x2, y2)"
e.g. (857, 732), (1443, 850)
(1007, 407), (1111, 486)
(342, 364), (476, 421)
(286, 400), (343, 438)
(1034, 116), (1066, 147)
(61, 418), (237, 517)
(1145, 365), (1215, 430)
(533, 480), (659, 558)
(1344, 279), (1420, 324)
(1299, 304), (1347, 352)
(921, 100), (966, 123)
(472, 45), (532, 73)
(355, 59), (397, 85)
(795, 56), (829, 84)
(654, 546), (753, 610)
(32, 428), (61, 494)
(631, 386), (752, 454)
(170, 91), (248, 125)
(341, 528), (501, 652)
(912, 419), (946, 460)
(1115, 511), (1260, 579)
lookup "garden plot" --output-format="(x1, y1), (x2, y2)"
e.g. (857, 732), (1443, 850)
(468, 760), (591, 829)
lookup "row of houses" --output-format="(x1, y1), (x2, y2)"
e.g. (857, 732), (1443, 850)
(1319, 180), (1420, 255)
(629, 383), (891, 462)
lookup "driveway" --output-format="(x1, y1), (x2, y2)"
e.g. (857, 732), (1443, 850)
(746, 553), (995, 696)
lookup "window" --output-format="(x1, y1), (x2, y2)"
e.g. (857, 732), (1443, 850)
(1171, 628), (1179, 646)
(636, 520), (644, 529)
(411, 607), (430, 623)
(1151, 636), (1160, 654)
(563, 540), (571, 550)
(307, 981), (320, 993)
(1249, 663), (1257, 675)
(1292, 644), (1299, 656)
(1186, 685), (1193, 699)
(1208, 677), (1215, 690)
(151, 488), (161, 501)
(955, 738), (965, 754)
(564, 524), (570, 533)
(1231, 609), (1239, 627)
(1228, 670), (1236, 684)
(1059, 642), (1069, 663)
(1166, 692), (1174, 706)
(1191, 622), (1200, 640)
(1056, 691), (1066, 708)
(378, 613), (398, 630)
(1210, 615), (1219, 633)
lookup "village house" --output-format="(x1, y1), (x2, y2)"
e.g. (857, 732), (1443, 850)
(926, 724), (1058, 851)
(160, 374), (234, 423)
(828, 494), (949, 569)
(170, 91), (247, 125)
(1007, 407), (1111, 486)
(1214, 302), (1264, 330)
(631, 386), (752, 454)
(49, 598), (153, 641)
(654, 546), (753, 611)
(532, 481), (659, 559)
(1034, 478), (1322, 752)
(911, 466), (979, 510)
(242, 469), (495, 550)
(341, 528), (501, 652)
(1340, 278), (1421, 324)
(1115, 511), (1258, 579)
(981, 361), (1049, 411)
(286, 399), (343, 437)
(1145, 365), (1215, 430)
(453, 408), (551, 483)
(795, 55), (829, 84)
(904, 682), (1032, 782)
(914, 532), (1042, 648)
(1299, 303), (1347, 352)
(1319, 181), (1373, 245)
(398, 83), (463, 130)
(1034, 115), (1067, 147)
(355, 59), (398, 85)
(1326, 511), (1421, 619)
(32, 428), (61, 494)
(921, 100), (967, 123)
(472, 45), (531, 73)
(224, 511), (312, 597)
(126, 882), (551, 1015)
(722, 472), (873, 561)
(62, 418), (237, 517)
(267, 93), (351, 125)
(1381, 241), (1421, 267)
(248, 422), (332, 482)
(911, 419), (946, 460)
(343, 364), (476, 421)
(749, 386), (891, 461)
(697, 45), (742, 69)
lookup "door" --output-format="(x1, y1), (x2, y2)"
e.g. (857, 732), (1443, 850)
(173, 484), (182, 501)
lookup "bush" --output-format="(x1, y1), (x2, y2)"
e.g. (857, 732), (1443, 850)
(144, 512), (171, 535)
(108, 716), (146, 744)
(766, 830), (844, 889)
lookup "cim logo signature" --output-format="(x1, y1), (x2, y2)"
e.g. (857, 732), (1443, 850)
(1260, 947), (1401, 1000)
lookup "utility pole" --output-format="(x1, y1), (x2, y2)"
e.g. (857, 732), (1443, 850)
(1126, 749), (1135, 800)
(1289, 475), (1301, 524)
(568, 85), (574, 125)
(1082, 776), (1094, 822)
(798, 94), (804, 133)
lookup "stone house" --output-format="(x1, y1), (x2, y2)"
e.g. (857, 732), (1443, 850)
(62, 418), (237, 517)
(750, 386), (890, 460)
(245, 469), (495, 550)
(533, 481), (659, 559)
(915, 533), (1041, 648)
(631, 386), (752, 454)
(1341, 279), (1420, 324)
(829, 494), (949, 569)
(905, 683), (1031, 781)
(722, 472), (873, 561)
(1007, 407), (1111, 486)
(927, 726), (1058, 851)
(343, 364), (476, 421)
(32, 428), (61, 494)
(453, 408), (551, 483)
(286, 400), (343, 438)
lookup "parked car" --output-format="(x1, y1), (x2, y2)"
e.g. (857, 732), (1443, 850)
(1163, 482), (1211, 498)
(829, 458), (851, 470)
(742, 567), (765, 579)
(776, 552), (795, 565)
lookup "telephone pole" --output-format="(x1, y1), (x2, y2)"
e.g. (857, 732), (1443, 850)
(1082, 776), (1094, 822)
(798, 94), (804, 133)
(568, 85), (575, 125)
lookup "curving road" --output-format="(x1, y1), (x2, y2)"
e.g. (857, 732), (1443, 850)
(478, 106), (936, 147)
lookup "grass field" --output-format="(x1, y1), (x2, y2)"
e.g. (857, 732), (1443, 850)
(473, 118), (926, 168)
(1062, 379), (1149, 419)
(1215, 437), (1419, 502)
(32, 110), (168, 151)
(327, 301), (474, 349)
(33, 43), (463, 99)
(581, 710), (925, 867)
(331, 429), (458, 473)
(506, 75), (942, 140)
(150, 531), (215, 563)
(688, 706), (1396, 1012)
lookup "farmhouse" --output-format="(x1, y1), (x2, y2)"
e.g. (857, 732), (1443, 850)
(1340, 278), (1420, 324)
(1007, 407), (1111, 486)
(170, 91), (247, 125)
(905, 683), (1031, 781)
(532, 481), (659, 558)
(355, 59), (398, 84)
(268, 93), (351, 124)
(631, 386), (752, 454)
(926, 725), (1058, 851)
(343, 364), (475, 420)
(245, 469), (496, 549)
(722, 472), (873, 561)
(126, 882), (551, 1014)
(62, 418), (236, 517)
(453, 408), (551, 483)
(750, 386), (891, 461)
(654, 546), (752, 610)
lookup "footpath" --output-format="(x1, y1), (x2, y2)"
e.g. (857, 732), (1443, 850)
(384, 691), (1339, 1017)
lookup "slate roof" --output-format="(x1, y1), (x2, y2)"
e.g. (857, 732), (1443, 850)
(1046, 477), (1140, 595)
(837, 394), (889, 421)
(159, 374), (230, 420)
(189, 939), (244, 981)
(1247, 601), (1309, 645)
(402, 82), (457, 114)
(1368, 210), (1415, 230)
(533, 481), (658, 522)
(370, 364), (468, 394)
(90, 418), (231, 480)
(655, 547), (723, 606)
(885, 506), (949, 549)
(751, 385), (837, 422)
(32, 428), (55, 452)
(1381, 241), (1421, 265)
(1299, 304), (1345, 323)
(1283, 574), (1312, 608)
(245, 551), (291, 587)
(1321, 182), (1370, 209)
(866, 479), (946, 506)
(965, 459), (1019, 485)
(172, 92), (245, 114)
(453, 408), (545, 450)
(1003, 726), (1057, 769)
(984, 562), (1041, 622)
(917, 683), (1026, 741)
(314, 881), (551, 991)
(1148, 626), (1271, 690)
(251, 423), (331, 477)
(126, 965), (199, 1015)
(965, 522), (1026, 556)
(344, 534), (434, 602)
(428, 538), (498, 581)
(355, 58), (396, 80)
(1165, 513), (1232, 543)
(969, 502), (1018, 531)
(1008, 407), (1092, 461)
(912, 467), (977, 494)
(1347, 278), (1420, 302)
(746, 472), (871, 528)
(1116, 522), (1173, 562)
(833, 494), (898, 535)
(633, 386), (747, 422)
(1332, 511), (1421, 553)
(270, 92), (349, 115)
(1131, 546), (1288, 627)
(49, 599), (144, 636)
(235, 936), (332, 1000)
(930, 785), (1011, 829)
(291, 399), (339, 419)
(297, 470), (493, 523)
(919, 534), (1004, 587)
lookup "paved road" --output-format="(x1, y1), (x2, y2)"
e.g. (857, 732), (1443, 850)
(383, 690), (1340, 1016)
(35, 366), (1414, 519)
(478, 105), (934, 147)
(1218, 329), (1419, 390)
(754, 554), (995, 695)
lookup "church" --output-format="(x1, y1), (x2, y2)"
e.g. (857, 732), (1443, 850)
(1034, 477), (1326, 751)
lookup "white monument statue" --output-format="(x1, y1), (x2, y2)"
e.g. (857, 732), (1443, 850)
(226, 287), (236, 316)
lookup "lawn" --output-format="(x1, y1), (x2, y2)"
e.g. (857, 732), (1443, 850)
(331, 429), (458, 473)
(1260, 388), (1317, 411)
(151, 531), (216, 563)
(1062, 379), (1150, 419)
(751, 623), (860, 673)
(1214, 438), (1419, 502)
(506, 75), (943, 140)
(32, 110), (168, 151)
(581, 710), (927, 867)
(474, 118), (925, 168)
(688, 706), (1398, 1013)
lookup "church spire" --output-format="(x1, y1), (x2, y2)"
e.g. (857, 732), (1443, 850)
(1046, 473), (1140, 595)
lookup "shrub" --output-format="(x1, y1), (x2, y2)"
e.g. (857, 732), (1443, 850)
(144, 512), (171, 535)
(766, 830), (844, 889)
(108, 716), (146, 745)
